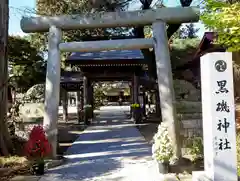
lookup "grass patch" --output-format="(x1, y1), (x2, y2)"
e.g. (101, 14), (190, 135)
(0, 156), (29, 168)
(0, 156), (31, 181)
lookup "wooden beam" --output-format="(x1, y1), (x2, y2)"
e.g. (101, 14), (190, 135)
(85, 72), (133, 78)
(59, 38), (153, 52)
(20, 7), (199, 33)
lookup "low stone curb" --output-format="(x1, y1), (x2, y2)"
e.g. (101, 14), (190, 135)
(10, 176), (41, 181)
(45, 158), (65, 169)
(0, 167), (13, 175)
(163, 173), (192, 181)
(9, 159), (65, 181)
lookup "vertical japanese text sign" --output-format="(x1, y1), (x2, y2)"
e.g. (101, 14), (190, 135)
(201, 52), (237, 181)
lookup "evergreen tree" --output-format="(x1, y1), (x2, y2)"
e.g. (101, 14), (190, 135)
(32, 0), (131, 56)
(8, 36), (46, 92)
(174, 23), (199, 39)
(185, 23), (199, 38)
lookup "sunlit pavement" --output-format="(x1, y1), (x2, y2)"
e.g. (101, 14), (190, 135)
(40, 106), (163, 181)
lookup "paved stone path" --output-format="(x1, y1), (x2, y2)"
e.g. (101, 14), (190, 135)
(40, 106), (162, 181)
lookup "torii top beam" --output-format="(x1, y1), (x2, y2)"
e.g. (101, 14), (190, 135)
(20, 7), (199, 33)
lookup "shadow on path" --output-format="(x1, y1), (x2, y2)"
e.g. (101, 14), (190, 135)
(41, 106), (159, 181)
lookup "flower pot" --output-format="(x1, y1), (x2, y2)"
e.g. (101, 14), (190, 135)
(31, 161), (45, 175)
(132, 108), (142, 124)
(157, 161), (169, 174)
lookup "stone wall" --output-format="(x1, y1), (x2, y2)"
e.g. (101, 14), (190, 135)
(175, 100), (202, 149)
(180, 118), (203, 154)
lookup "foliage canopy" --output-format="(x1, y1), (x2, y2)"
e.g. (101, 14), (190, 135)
(201, 0), (240, 51)
(8, 36), (46, 92)
(31, 0), (132, 66)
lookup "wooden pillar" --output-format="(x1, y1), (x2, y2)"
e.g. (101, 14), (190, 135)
(90, 85), (94, 118)
(62, 89), (68, 122)
(153, 20), (181, 158)
(80, 87), (84, 110)
(147, 91), (151, 109)
(88, 81), (94, 119)
(43, 26), (62, 158)
(83, 76), (89, 124)
(129, 83), (133, 118)
(155, 89), (161, 118)
(76, 91), (81, 123)
(131, 77), (134, 119)
(83, 76), (88, 106)
(142, 90), (146, 117)
(130, 83), (133, 102)
(132, 73), (139, 123)
(133, 73), (139, 104)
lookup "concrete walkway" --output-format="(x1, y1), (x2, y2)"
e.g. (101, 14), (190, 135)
(40, 106), (162, 181)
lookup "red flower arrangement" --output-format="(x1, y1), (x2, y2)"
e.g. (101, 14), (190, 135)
(25, 125), (52, 159)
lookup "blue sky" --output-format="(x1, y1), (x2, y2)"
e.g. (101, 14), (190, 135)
(9, 0), (35, 35)
(9, 0), (205, 37)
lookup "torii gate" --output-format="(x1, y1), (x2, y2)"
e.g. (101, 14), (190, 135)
(20, 7), (199, 157)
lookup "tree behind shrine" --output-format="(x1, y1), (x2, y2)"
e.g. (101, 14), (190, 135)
(173, 23), (199, 39)
(0, 0), (13, 156)
(32, 0), (132, 61)
(8, 36), (46, 92)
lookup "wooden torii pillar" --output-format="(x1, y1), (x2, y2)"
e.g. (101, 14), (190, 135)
(83, 76), (90, 125)
(76, 91), (81, 123)
(132, 73), (139, 123)
(155, 88), (161, 118)
(20, 7), (199, 158)
(62, 89), (68, 122)
(142, 88), (147, 117)
(129, 81), (133, 118)
(88, 84), (94, 119)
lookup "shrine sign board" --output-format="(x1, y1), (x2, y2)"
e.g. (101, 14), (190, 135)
(200, 52), (237, 181)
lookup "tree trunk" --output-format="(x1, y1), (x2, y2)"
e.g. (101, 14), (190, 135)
(0, 0), (13, 156)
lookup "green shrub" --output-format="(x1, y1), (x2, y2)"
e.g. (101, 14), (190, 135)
(174, 79), (201, 101)
(186, 137), (203, 161)
(131, 103), (140, 108)
(177, 113), (202, 120)
(24, 84), (45, 103)
(176, 101), (202, 113)
(84, 105), (93, 119)
(170, 38), (200, 69)
(237, 132), (240, 175)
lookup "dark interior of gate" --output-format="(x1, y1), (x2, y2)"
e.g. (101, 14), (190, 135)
(60, 38), (160, 124)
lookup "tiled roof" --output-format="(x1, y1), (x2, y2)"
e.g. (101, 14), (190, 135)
(66, 49), (144, 61)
